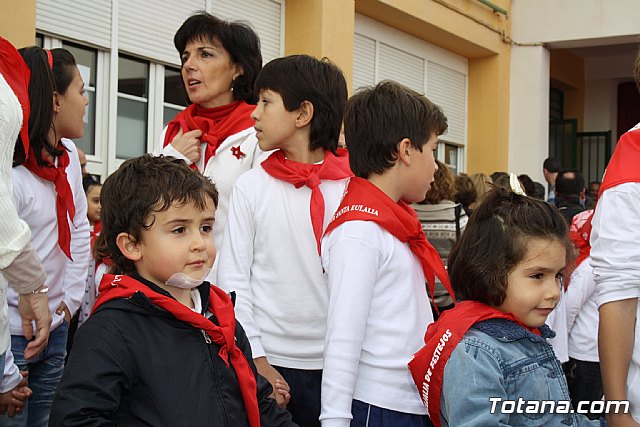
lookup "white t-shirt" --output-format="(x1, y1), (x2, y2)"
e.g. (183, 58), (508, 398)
(565, 258), (599, 362)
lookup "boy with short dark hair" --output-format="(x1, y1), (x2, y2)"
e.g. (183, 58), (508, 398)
(217, 55), (352, 425)
(50, 154), (295, 426)
(320, 81), (451, 426)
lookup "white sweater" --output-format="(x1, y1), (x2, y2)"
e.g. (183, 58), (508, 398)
(320, 220), (432, 426)
(565, 258), (599, 362)
(155, 127), (268, 261)
(0, 74), (46, 357)
(591, 180), (640, 422)
(217, 166), (348, 369)
(2, 138), (90, 335)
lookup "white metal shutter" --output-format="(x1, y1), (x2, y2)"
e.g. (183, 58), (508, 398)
(353, 33), (376, 91)
(378, 43), (424, 94)
(211, 0), (283, 64)
(427, 61), (466, 144)
(119, 0), (205, 66)
(36, 0), (111, 48)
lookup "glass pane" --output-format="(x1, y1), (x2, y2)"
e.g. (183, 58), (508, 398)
(118, 55), (148, 97)
(163, 106), (183, 128)
(116, 97), (147, 159)
(62, 42), (97, 86)
(73, 90), (96, 155)
(444, 144), (458, 175)
(164, 67), (188, 106)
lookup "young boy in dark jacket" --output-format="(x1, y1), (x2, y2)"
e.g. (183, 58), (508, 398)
(50, 154), (295, 427)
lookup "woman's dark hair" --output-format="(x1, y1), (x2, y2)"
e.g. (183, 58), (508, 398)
(344, 81), (447, 178)
(421, 159), (456, 204)
(94, 155), (219, 275)
(14, 47), (56, 166)
(454, 173), (477, 209)
(254, 55), (347, 154)
(174, 11), (262, 104)
(51, 48), (77, 96)
(448, 187), (572, 307)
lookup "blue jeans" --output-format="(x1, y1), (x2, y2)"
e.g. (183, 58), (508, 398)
(0, 322), (68, 427)
(273, 365), (322, 427)
(351, 400), (432, 427)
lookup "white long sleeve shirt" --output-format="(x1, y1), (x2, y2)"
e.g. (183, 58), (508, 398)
(0, 74), (46, 356)
(320, 221), (432, 426)
(591, 181), (640, 422)
(217, 166), (348, 369)
(2, 138), (90, 334)
(565, 258), (599, 362)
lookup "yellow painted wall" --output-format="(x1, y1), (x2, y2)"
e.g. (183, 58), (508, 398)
(285, 0), (356, 91)
(550, 49), (585, 131)
(0, 0), (36, 48)
(353, 0), (513, 173)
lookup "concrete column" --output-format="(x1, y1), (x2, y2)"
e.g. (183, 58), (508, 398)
(0, 0), (36, 48)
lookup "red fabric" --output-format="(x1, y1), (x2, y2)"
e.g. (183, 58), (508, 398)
(324, 177), (454, 306)
(262, 149), (353, 254)
(599, 127), (640, 196)
(408, 300), (540, 427)
(93, 274), (260, 427)
(0, 36), (31, 156)
(569, 209), (594, 265)
(163, 100), (255, 170)
(23, 144), (76, 260)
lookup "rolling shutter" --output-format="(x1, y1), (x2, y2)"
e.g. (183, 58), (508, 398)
(427, 61), (467, 144)
(36, 0), (112, 48)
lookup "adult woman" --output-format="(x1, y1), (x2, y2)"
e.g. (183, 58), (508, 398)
(155, 12), (264, 256)
(3, 47), (90, 427)
(412, 160), (468, 317)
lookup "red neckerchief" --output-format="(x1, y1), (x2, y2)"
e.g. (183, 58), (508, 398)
(566, 209), (594, 288)
(408, 300), (541, 427)
(262, 149), (353, 254)
(0, 36), (31, 156)
(93, 274), (260, 427)
(163, 100), (255, 170)
(598, 126), (640, 196)
(23, 143), (76, 260)
(324, 177), (454, 306)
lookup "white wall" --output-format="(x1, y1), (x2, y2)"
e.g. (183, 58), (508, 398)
(584, 79), (617, 135)
(512, 0), (640, 46)
(508, 45), (550, 184)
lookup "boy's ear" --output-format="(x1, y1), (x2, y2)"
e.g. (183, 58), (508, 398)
(295, 100), (314, 128)
(116, 232), (142, 262)
(397, 138), (413, 166)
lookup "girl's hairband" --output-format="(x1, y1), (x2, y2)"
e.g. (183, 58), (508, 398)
(45, 49), (53, 69)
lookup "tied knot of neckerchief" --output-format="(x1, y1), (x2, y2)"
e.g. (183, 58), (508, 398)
(261, 149), (353, 255)
(92, 275), (261, 427)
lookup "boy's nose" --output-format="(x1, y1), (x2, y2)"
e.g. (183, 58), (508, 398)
(250, 105), (260, 121)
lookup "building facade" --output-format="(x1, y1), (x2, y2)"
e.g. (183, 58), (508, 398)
(1, 0), (638, 185)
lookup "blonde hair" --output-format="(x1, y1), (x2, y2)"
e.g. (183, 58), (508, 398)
(470, 173), (493, 210)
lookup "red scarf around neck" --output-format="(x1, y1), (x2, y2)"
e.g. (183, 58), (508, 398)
(324, 177), (454, 306)
(408, 300), (541, 427)
(23, 144), (76, 260)
(261, 149), (353, 254)
(163, 100), (256, 170)
(599, 126), (640, 196)
(92, 274), (260, 427)
(0, 36), (30, 156)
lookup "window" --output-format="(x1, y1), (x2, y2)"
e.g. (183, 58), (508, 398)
(116, 55), (149, 159)
(63, 42), (97, 155)
(163, 66), (188, 127)
(443, 143), (459, 175)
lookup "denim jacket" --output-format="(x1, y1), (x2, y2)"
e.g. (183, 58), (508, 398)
(439, 319), (605, 426)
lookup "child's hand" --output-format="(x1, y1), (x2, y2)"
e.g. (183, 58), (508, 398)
(55, 302), (71, 323)
(254, 357), (290, 408)
(0, 372), (32, 417)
